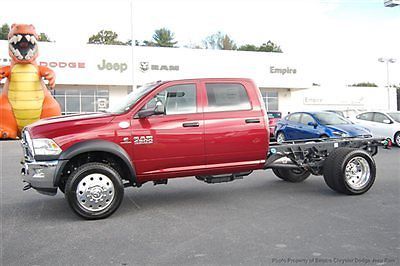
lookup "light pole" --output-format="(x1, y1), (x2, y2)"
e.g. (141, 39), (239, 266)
(378, 57), (396, 110)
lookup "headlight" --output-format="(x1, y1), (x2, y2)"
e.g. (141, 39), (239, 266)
(32, 138), (62, 156)
(332, 131), (348, 137)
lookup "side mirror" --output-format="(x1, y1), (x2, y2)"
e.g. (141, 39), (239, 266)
(383, 119), (391, 124)
(137, 108), (156, 118)
(154, 101), (165, 115)
(137, 101), (165, 119)
(307, 121), (318, 128)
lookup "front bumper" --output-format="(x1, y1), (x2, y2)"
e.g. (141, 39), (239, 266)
(21, 160), (59, 196)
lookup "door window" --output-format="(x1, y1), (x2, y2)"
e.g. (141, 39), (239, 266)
(205, 83), (251, 112)
(143, 84), (197, 115)
(373, 113), (390, 123)
(357, 112), (373, 121)
(300, 114), (315, 125)
(287, 113), (301, 123)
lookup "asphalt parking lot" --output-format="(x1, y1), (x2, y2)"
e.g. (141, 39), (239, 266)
(1, 140), (399, 266)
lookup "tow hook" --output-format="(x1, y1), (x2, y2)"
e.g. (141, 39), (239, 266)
(23, 182), (32, 191)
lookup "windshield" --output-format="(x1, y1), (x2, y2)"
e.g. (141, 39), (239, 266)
(313, 112), (351, 125)
(388, 112), (400, 123)
(106, 82), (161, 114)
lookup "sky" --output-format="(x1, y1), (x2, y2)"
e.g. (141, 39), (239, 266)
(1, 0), (399, 86)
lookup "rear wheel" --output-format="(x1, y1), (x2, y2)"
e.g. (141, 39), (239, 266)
(272, 168), (311, 183)
(276, 132), (285, 144)
(65, 162), (124, 219)
(323, 148), (376, 195)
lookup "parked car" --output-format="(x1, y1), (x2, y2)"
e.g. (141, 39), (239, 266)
(325, 109), (365, 119)
(267, 111), (282, 138)
(353, 111), (400, 147)
(275, 111), (371, 143)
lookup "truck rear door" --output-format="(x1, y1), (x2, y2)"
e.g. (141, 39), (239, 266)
(201, 80), (267, 170)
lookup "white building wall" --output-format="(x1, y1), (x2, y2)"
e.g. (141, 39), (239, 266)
(108, 85), (130, 110)
(290, 86), (398, 113)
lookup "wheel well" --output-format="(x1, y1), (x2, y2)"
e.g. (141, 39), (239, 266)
(320, 134), (329, 138)
(58, 151), (133, 190)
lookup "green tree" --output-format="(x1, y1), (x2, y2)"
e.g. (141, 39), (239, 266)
(203, 32), (237, 50)
(152, 28), (177, 47)
(0, 24), (52, 42)
(0, 24), (10, 40)
(349, 82), (378, 87)
(88, 30), (125, 45)
(238, 44), (258, 51)
(38, 32), (51, 42)
(258, 41), (282, 53)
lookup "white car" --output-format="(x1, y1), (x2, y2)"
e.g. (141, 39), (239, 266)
(353, 111), (400, 147)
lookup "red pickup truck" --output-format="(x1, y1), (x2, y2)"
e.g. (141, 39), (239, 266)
(20, 78), (389, 219)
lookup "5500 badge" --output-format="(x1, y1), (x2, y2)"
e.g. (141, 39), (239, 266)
(133, 136), (153, 145)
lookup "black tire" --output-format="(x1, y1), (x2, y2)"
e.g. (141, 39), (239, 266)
(58, 184), (65, 194)
(394, 132), (400, 147)
(272, 168), (311, 183)
(323, 148), (376, 195)
(276, 131), (286, 144)
(65, 162), (124, 220)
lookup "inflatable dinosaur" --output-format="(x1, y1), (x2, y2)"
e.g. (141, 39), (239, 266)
(0, 24), (61, 139)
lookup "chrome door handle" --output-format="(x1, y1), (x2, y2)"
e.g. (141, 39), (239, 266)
(245, 119), (260, 124)
(182, 122), (200, 127)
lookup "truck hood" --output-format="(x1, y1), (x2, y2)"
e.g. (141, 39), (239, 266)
(326, 124), (371, 137)
(26, 112), (116, 139)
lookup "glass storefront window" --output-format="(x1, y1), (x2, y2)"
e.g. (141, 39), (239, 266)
(54, 88), (109, 115)
(261, 90), (279, 111)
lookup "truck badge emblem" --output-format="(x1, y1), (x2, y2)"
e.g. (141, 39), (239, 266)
(134, 136), (153, 145)
(139, 62), (149, 72)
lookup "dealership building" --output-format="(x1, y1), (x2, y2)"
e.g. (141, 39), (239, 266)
(0, 41), (397, 115)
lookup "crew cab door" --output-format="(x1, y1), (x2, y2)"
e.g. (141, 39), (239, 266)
(201, 80), (267, 169)
(131, 81), (205, 180)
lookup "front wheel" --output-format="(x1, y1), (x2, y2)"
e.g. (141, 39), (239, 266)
(276, 132), (286, 144)
(272, 168), (311, 183)
(323, 148), (376, 195)
(65, 162), (124, 219)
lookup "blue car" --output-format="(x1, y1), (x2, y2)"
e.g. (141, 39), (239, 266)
(274, 111), (371, 143)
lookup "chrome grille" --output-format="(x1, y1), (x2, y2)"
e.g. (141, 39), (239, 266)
(21, 130), (34, 161)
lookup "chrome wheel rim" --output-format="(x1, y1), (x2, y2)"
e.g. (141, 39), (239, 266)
(76, 173), (114, 212)
(344, 157), (371, 190)
(277, 133), (285, 144)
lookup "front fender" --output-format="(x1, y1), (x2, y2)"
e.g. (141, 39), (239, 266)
(54, 140), (136, 186)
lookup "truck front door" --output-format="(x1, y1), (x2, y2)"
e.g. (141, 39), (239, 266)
(131, 81), (205, 180)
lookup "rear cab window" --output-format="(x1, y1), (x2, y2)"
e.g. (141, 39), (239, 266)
(205, 83), (251, 112)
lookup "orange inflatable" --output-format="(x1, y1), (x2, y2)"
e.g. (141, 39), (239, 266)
(0, 24), (61, 139)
